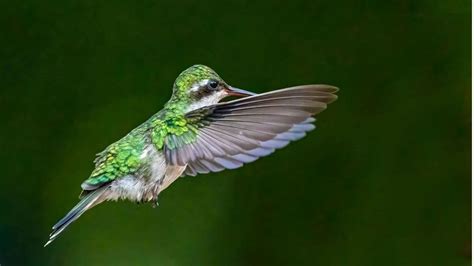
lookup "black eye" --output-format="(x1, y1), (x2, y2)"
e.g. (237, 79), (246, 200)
(208, 80), (219, 89)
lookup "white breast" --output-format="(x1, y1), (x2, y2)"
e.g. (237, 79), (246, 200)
(108, 145), (167, 202)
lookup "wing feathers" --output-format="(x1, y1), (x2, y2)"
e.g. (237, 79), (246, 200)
(170, 85), (338, 175)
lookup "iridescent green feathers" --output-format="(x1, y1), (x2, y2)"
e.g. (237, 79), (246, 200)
(82, 65), (217, 190)
(82, 112), (200, 190)
(81, 113), (195, 190)
(82, 127), (147, 190)
(170, 64), (223, 102)
(48, 64), (338, 248)
(81, 65), (339, 191)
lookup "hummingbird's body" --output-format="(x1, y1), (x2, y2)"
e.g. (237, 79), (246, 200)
(45, 65), (338, 246)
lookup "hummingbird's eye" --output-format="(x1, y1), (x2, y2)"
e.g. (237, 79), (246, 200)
(208, 80), (219, 89)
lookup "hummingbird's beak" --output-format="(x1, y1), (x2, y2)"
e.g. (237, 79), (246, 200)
(226, 86), (257, 97)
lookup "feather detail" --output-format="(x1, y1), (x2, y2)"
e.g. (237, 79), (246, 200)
(169, 85), (338, 175)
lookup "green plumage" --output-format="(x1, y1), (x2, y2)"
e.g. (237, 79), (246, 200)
(171, 64), (222, 99)
(46, 64), (338, 247)
(82, 65), (215, 188)
(84, 126), (147, 187)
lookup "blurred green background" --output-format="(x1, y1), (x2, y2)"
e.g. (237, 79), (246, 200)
(1, 1), (470, 265)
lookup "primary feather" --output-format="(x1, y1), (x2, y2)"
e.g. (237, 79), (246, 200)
(167, 85), (338, 174)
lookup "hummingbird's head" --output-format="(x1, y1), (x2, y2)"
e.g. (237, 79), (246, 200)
(170, 64), (256, 112)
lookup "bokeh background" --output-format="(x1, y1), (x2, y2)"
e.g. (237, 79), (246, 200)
(1, 1), (470, 265)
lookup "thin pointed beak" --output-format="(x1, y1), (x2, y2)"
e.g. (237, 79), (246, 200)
(226, 86), (257, 97)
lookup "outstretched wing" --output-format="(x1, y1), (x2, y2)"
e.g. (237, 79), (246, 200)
(162, 85), (338, 176)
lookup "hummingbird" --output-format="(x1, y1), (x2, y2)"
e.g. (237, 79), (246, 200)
(44, 64), (338, 246)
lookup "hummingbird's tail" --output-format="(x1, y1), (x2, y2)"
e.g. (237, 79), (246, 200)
(44, 186), (108, 247)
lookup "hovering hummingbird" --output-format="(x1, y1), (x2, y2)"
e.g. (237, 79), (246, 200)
(45, 64), (338, 246)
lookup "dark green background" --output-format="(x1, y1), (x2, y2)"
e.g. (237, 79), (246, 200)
(1, 1), (470, 265)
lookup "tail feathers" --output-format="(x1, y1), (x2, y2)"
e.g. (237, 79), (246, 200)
(44, 187), (107, 247)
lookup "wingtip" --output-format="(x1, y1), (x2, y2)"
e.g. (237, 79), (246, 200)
(318, 84), (339, 93)
(329, 93), (338, 104)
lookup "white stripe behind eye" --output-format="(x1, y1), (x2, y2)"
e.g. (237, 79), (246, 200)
(190, 79), (210, 92)
(199, 79), (210, 86)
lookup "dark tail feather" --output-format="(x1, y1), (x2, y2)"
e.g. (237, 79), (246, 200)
(44, 187), (107, 247)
